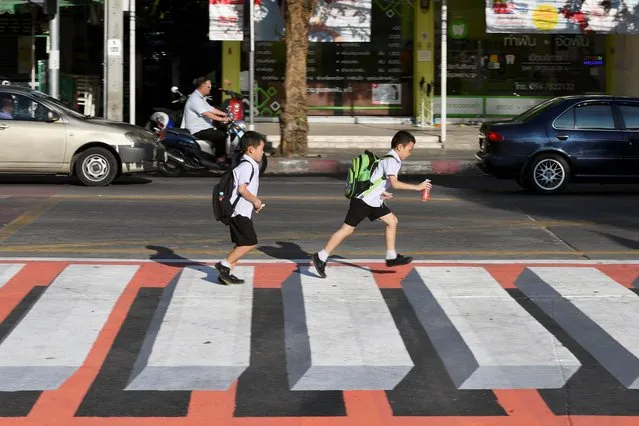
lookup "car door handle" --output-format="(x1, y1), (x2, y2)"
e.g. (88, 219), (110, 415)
(0, 123), (8, 130)
(556, 135), (569, 141)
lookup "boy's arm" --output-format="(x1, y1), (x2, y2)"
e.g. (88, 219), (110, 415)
(238, 184), (262, 209)
(388, 175), (431, 191)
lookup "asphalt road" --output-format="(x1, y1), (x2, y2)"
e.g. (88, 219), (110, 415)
(0, 174), (639, 259)
(2, 174), (639, 426)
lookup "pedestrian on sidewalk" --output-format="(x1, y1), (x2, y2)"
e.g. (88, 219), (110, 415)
(215, 131), (266, 285)
(311, 130), (432, 278)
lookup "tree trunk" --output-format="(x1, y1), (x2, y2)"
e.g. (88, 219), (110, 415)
(279, 0), (317, 156)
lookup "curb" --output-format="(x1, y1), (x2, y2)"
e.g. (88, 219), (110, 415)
(264, 158), (480, 176)
(266, 135), (443, 150)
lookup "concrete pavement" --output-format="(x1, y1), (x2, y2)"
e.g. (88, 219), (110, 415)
(253, 122), (481, 176)
(254, 121), (480, 150)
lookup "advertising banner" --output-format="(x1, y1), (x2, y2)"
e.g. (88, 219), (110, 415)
(486, 0), (639, 34)
(255, 0), (372, 42)
(209, 0), (244, 41)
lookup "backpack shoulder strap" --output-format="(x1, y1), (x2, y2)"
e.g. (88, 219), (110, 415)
(231, 159), (255, 209)
(359, 154), (395, 197)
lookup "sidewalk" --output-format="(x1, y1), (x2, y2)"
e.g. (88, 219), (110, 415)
(255, 122), (482, 176)
(255, 122), (481, 150)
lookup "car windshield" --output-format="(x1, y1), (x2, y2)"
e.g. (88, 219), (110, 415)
(511, 97), (565, 123)
(31, 91), (87, 119)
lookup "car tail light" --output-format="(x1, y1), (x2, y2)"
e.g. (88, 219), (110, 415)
(487, 131), (504, 142)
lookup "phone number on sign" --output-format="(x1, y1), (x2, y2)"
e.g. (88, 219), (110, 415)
(515, 82), (576, 91)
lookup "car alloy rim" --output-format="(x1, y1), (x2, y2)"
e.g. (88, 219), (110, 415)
(533, 158), (565, 191)
(82, 154), (110, 182)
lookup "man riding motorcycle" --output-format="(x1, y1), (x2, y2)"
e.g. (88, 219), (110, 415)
(180, 77), (230, 167)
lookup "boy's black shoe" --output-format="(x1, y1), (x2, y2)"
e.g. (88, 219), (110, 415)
(215, 262), (245, 285)
(386, 254), (413, 267)
(311, 253), (327, 278)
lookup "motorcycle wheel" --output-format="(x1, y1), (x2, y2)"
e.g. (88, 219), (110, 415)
(157, 149), (184, 177)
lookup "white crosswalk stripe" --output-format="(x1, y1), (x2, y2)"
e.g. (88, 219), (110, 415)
(283, 267), (413, 390)
(0, 264), (139, 391)
(404, 267), (581, 389)
(0, 263), (638, 392)
(126, 266), (254, 391)
(0, 264), (24, 289)
(518, 267), (639, 389)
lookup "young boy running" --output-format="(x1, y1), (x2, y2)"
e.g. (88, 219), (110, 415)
(215, 131), (266, 285)
(311, 130), (432, 278)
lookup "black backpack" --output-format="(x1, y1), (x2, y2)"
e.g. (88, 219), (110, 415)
(212, 159), (254, 225)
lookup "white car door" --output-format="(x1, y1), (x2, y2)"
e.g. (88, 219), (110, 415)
(0, 91), (67, 171)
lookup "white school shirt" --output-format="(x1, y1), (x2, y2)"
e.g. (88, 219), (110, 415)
(230, 155), (260, 219)
(358, 149), (402, 208)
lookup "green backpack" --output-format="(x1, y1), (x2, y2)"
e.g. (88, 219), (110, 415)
(344, 150), (393, 199)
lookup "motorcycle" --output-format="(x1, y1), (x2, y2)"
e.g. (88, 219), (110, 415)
(149, 86), (270, 177)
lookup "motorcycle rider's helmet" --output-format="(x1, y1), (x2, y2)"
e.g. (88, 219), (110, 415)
(150, 111), (171, 129)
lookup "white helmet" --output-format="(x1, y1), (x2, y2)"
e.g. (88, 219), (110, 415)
(150, 111), (170, 129)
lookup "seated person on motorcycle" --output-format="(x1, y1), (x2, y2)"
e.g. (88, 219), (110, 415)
(181, 77), (230, 166)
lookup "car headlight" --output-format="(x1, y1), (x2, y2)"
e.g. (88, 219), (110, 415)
(125, 131), (156, 144)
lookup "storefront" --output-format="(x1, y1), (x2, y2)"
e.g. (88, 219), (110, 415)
(247, 0), (416, 117)
(219, 0), (637, 121)
(432, 0), (608, 120)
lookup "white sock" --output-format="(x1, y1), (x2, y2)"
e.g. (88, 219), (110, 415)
(318, 250), (329, 262)
(386, 250), (397, 260)
(221, 259), (231, 269)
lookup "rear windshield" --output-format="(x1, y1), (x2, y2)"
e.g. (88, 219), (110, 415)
(511, 97), (565, 123)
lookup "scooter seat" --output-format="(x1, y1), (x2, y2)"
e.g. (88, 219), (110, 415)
(166, 128), (192, 136)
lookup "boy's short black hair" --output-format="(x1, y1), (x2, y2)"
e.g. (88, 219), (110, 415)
(240, 131), (266, 152)
(391, 130), (416, 149)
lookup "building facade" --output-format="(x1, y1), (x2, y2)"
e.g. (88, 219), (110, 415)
(220, 0), (639, 122)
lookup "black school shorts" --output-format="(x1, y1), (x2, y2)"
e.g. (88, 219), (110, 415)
(344, 198), (392, 227)
(229, 215), (258, 246)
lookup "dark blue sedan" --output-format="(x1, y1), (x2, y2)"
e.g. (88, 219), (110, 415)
(475, 95), (639, 194)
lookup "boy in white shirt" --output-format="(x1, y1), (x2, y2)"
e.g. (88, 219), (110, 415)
(311, 130), (432, 278)
(215, 131), (265, 285)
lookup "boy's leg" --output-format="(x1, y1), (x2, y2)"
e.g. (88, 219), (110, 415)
(312, 199), (367, 278)
(227, 244), (257, 269)
(378, 212), (412, 267)
(216, 216), (257, 284)
(323, 223), (356, 256)
(377, 212), (398, 254)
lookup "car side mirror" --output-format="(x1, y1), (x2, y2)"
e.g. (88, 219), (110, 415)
(47, 111), (61, 122)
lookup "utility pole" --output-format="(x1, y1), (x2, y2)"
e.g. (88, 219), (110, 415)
(128, 0), (136, 124)
(440, 0), (447, 144)
(48, 0), (60, 98)
(105, 0), (123, 121)
(248, 0), (255, 131)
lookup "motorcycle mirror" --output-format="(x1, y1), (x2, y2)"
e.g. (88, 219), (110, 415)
(170, 86), (180, 94)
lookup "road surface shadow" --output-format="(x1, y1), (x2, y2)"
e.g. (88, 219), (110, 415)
(258, 241), (394, 276)
(146, 245), (222, 285)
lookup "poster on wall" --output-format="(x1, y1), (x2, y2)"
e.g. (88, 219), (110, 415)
(254, 0), (372, 42)
(209, 0), (244, 41)
(372, 83), (402, 105)
(486, 0), (639, 34)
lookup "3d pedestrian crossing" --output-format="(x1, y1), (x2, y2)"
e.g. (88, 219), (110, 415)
(0, 260), (637, 395)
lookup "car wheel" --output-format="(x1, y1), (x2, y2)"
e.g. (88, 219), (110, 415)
(75, 147), (118, 186)
(525, 154), (570, 194)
